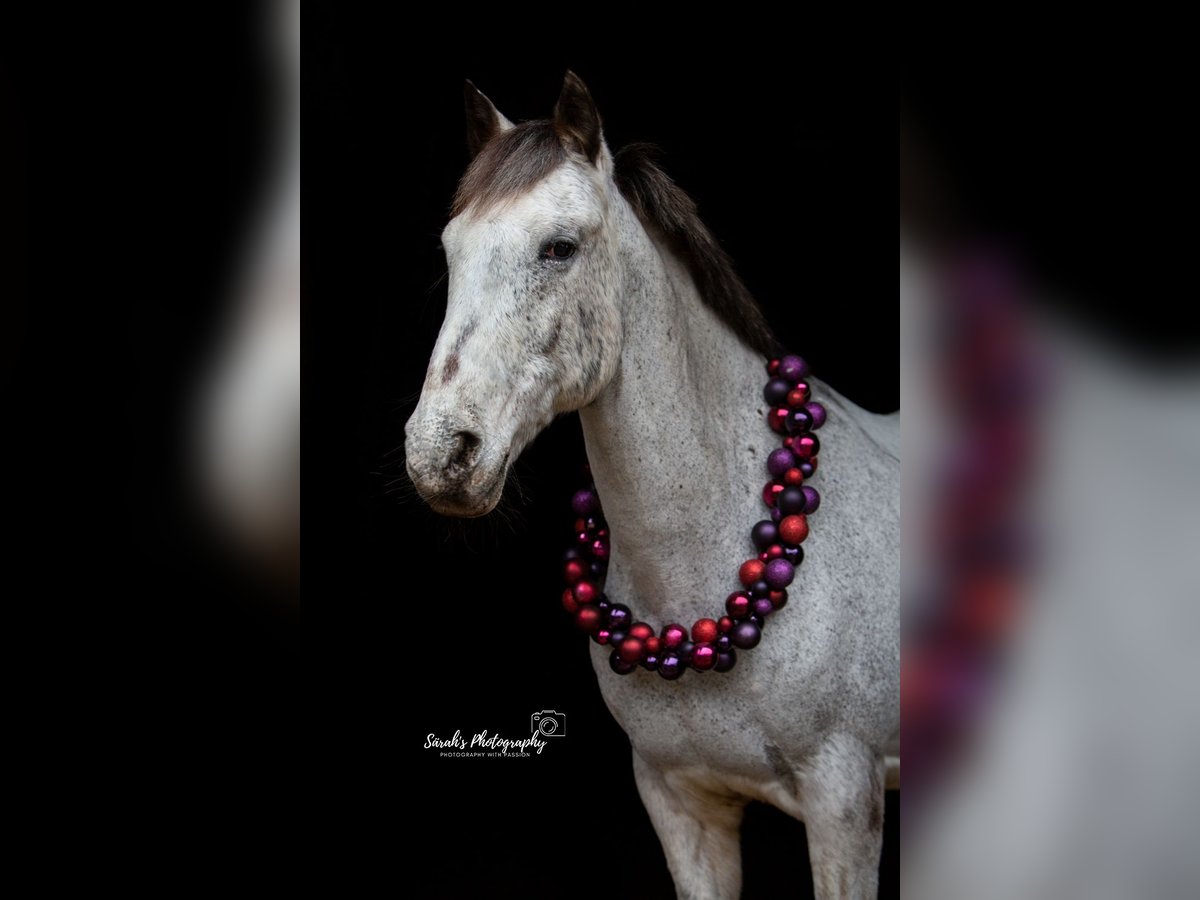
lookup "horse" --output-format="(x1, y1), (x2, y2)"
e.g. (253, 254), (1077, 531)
(405, 72), (899, 900)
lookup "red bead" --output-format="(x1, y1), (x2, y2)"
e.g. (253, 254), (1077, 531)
(644, 636), (661, 656)
(692, 643), (716, 670)
(725, 591), (752, 618)
(561, 588), (579, 614)
(618, 637), (644, 663)
(590, 539), (609, 561)
(573, 581), (598, 605)
(576, 606), (602, 632)
(564, 559), (587, 584)
(767, 358), (781, 376)
(738, 559), (765, 587)
(779, 514), (809, 545)
(769, 590), (788, 609)
(768, 407), (789, 434)
(783, 467), (804, 486)
(783, 436), (795, 448)
(574, 518), (587, 533)
(692, 618), (719, 644)
(628, 622), (654, 642)
(661, 624), (687, 649)
(762, 482), (784, 507)
(788, 382), (811, 406)
(718, 616), (734, 634)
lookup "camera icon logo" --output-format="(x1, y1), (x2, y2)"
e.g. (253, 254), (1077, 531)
(531, 710), (566, 738)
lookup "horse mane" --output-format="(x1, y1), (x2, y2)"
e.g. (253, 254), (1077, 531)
(452, 122), (779, 358)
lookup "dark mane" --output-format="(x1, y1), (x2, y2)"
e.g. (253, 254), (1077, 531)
(613, 144), (779, 358)
(452, 125), (778, 358)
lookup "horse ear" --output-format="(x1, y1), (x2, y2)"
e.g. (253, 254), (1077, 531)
(464, 80), (514, 159)
(553, 70), (602, 164)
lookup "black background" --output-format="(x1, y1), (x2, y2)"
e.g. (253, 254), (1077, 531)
(308, 11), (897, 899)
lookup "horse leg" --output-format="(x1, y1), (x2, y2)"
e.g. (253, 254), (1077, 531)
(632, 750), (746, 900)
(783, 734), (887, 900)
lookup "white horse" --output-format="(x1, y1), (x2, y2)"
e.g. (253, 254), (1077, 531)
(406, 73), (899, 900)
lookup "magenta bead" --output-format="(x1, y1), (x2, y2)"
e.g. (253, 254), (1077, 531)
(753, 597), (774, 618)
(767, 447), (796, 477)
(805, 402), (827, 429)
(793, 433), (820, 460)
(726, 591), (752, 618)
(590, 538), (610, 560)
(762, 482), (784, 508)
(595, 629), (611, 645)
(778, 355), (808, 381)
(661, 624), (687, 649)
(572, 489), (598, 517)
(692, 644), (716, 670)
(764, 558), (794, 588)
(801, 485), (821, 514)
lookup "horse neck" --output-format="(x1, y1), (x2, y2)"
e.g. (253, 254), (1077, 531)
(578, 202), (765, 622)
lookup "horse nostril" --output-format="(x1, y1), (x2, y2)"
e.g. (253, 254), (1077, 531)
(448, 430), (481, 472)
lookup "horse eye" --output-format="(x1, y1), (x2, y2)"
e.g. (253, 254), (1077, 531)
(546, 240), (576, 260)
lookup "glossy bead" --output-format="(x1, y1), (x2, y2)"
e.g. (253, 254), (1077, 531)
(609, 650), (636, 674)
(661, 624), (687, 649)
(731, 620), (762, 649)
(715, 650), (738, 672)
(766, 358), (781, 376)
(618, 638), (644, 663)
(726, 591), (752, 618)
(738, 559), (765, 587)
(573, 581), (598, 605)
(764, 558), (795, 589)
(801, 486), (821, 514)
(590, 538), (610, 561)
(692, 643), (716, 670)
(644, 636), (661, 656)
(762, 482), (785, 508)
(585, 516), (598, 531)
(594, 629), (612, 645)
(609, 630), (627, 646)
(768, 407), (789, 435)
(786, 387), (810, 408)
(778, 355), (808, 381)
(748, 613), (765, 629)
(785, 408), (813, 434)
(657, 653), (685, 680)
(751, 519), (779, 550)
(562, 588), (579, 615)
(763, 544), (785, 560)
(805, 401), (827, 429)
(763, 377), (792, 406)
(606, 604), (631, 630)
(767, 447), (796, 478)
(715, 634), (732, 652)
(717, 616), (734, 634)
(564, 559), (587, 584)
(770, 590), (789, 610)
(753, 597), (774, 618)
(692, 618), (719, 644)
(777, 486), (805, 516)
(792, 433), (820, 460)
(576, 606), (602, 632)
(628, 622), (654, 642)
(572, 489), (598, 517)
(779, 514), (809, 545)
(641, 654), (660, 671)
(799, 460), (816, 478)
(783, 545), (804, 565)
(576, 531), (590, 545)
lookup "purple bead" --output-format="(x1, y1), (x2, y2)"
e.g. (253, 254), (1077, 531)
(778, 355), (808, 382)
(767, 447), (796, 478)
(596, 599), (611, 615)
(606, 604), (631, 630)
(799, 461), (815, 478)
(677, 641), (695, 664)
(770, 507), (783, 523)
(751, 520), (778, 551)
(641, 654), (660, 671)
(764, 558), (795, 589)
(715, 650), (738, 672)
(752, 597), (774, 618)
(777, 486), (805, 516)
(609, 630), (627, 646)
(657, 653), (685, 680)
(783, 545), (804, 565)
(591, 562), (606, 578)
(572, 489), (598, 517)
(785, 408), (813, 434)
(716, 635), (732, 652)
(609, 650), (636, 674)
(801, 486), (821, 514)
(730, 621), (762, 649)
(804, 402), (827, 430)
(563, 547), (584, 562)
(750, 580), (771, 598)
(763, 377), (792, 406)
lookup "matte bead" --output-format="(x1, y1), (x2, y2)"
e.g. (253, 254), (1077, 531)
(572, 489), (598, 517)
(715, 650), (737, 672)
(591, 562), (606, 578)
(657, 653), (685, 680)
(731, 620), (762, 649)
(717, 616), (734, 634)
(764, 558), (795, 589)
(770, 507), (783, 523)
(763, 544), (785, 560)
(783, 467), (804, 486)
(564, 559), (587, 584)
(726, 591), (752, 618)
(576, 606), (602, 632)
(751, 520), (779, 550)
(770, 590), (789, 610)
(692, 643), (716, 670)
(763, 377), (793, 406)
(618, 638), (644, 663)
(609, 630), (627, 646)
(778, 355), (808, 381)
(801, 486), (821, 514)
(606, 604), (631, 630)
(779, 514), (809, 545)
(644, 636), (661, 656)
(573, 581), (598, 605)
(661, 624), (687, 649)
(753, 597), (775, 618)
(628, 622), (654, 642)
(561, 588), (578, 614)
(767, 447), (796, 477)
(609, 649), (636, 674)
(777, 486), (805, 516)
(738, 559), (765, 587)
(750, 580), (771, 598)
(692, 618), (719, 644)
(805, 401), (827, 429)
